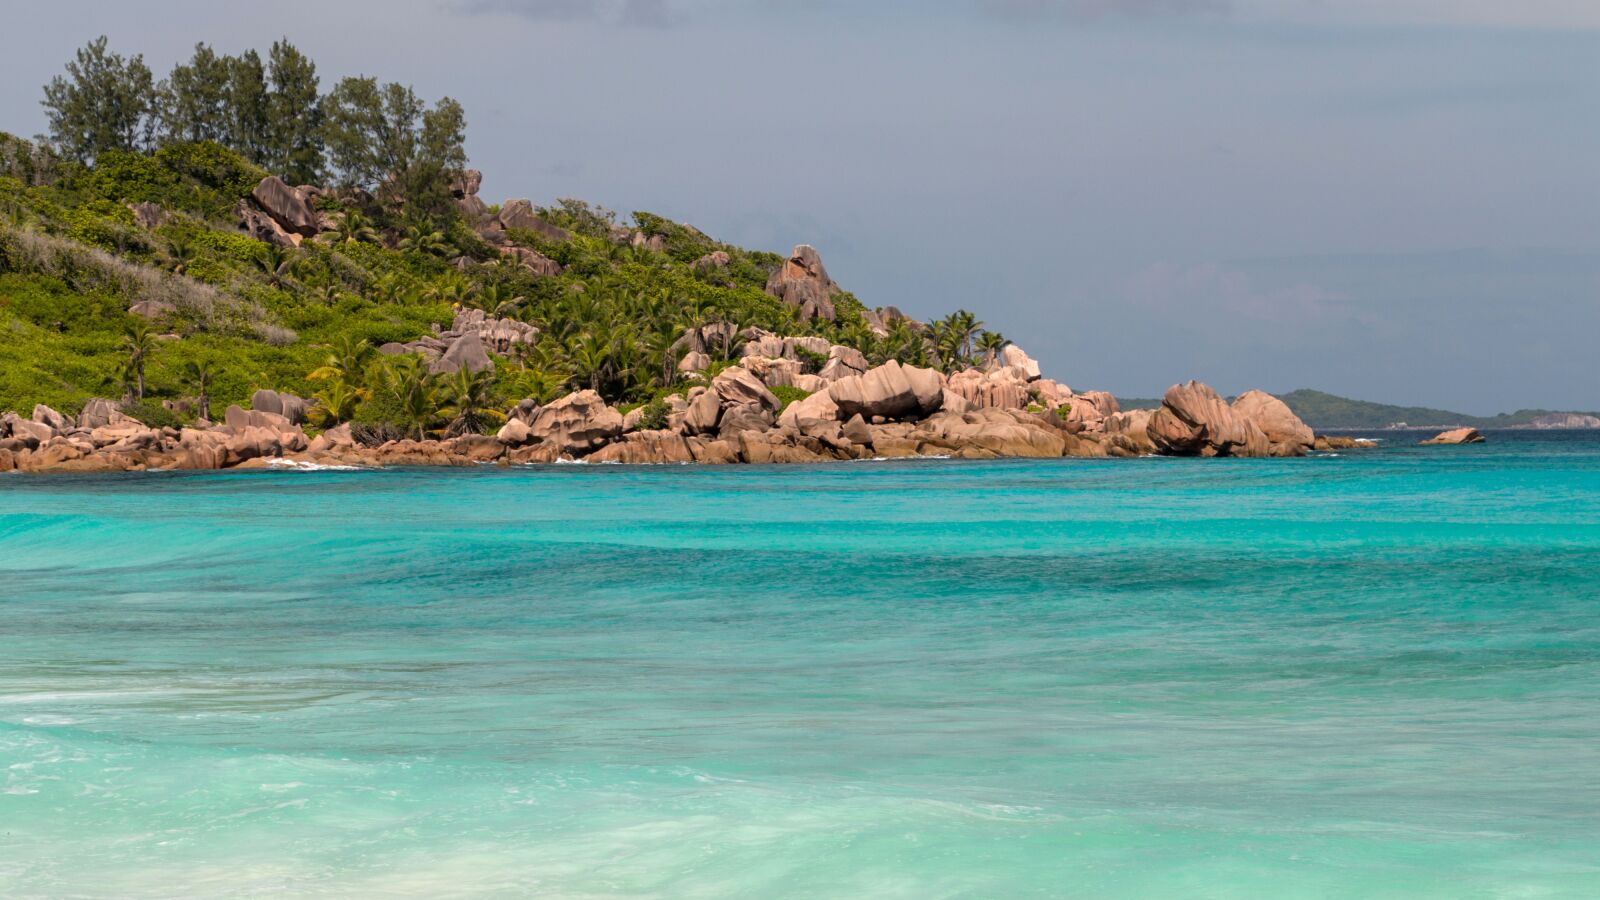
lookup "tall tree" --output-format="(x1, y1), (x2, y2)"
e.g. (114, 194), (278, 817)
(264, 40), (323, 184)
(224, 50), (271, 164)
(321, 76), (466, 218)
(41, 36), (156, 162)
(156, 43), (231, 144)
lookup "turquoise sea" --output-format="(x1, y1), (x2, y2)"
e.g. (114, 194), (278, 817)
(3, 432), (1599, 898)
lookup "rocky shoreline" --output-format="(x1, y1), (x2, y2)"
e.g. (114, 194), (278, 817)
(2, 340), (1376, 474)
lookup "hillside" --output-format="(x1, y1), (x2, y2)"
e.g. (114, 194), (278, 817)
(1120, 389), (1599, 429)
(2, 38), (1023, 439)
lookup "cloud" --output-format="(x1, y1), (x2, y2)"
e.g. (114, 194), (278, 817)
(459, 0), (682, 27)
(1122, 262), (1375, 334)
(976, 0), (1228, 19)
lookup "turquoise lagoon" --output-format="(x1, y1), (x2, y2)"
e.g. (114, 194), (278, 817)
(2, 433), (1599, 897)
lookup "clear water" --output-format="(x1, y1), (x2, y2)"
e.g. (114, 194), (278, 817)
(2, 432), (1598, 898)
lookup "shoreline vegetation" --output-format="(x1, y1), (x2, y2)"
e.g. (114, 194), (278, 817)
(0, 37), (1491, 475)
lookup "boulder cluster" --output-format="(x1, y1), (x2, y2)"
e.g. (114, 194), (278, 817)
(377, 309), (535, 375)
(3, 328), (1356, 472)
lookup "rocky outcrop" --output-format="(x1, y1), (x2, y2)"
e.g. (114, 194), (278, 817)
(1230, 390), (1313, 457)
(250, 389), (310, 425)
(251, 176), (320, 237)
(451, 169), (489, 223)
(1421, 427), (1485, 445)
(946, 368), (1032, 411)
(496, 199), (572, 243)
(524, 390), (623, 455)
(235, 200), (300, 247)
(452, 308), (539, 354)
(764, 244), (837, 322)
(1147, 381), (1268, 458)
(828, 360), (943, 422)
(501, 245), (561, 277)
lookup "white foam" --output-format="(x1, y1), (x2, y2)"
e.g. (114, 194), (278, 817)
(264, 459), (362, 471)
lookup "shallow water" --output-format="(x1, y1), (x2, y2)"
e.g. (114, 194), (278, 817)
(3, 432), (1599, 897)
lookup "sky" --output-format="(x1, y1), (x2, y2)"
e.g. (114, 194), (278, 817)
(2, 0), (1596, 412)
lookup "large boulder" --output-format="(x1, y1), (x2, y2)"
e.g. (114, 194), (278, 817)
(250, 389), (311, 425)
(914, 408), (1065, 459)
(1421, 428), (1485, 445)
(945, 368), (1031, 411)
(453, 309), (539, 354)
(1147, 381), (1268, 457)
(501, 245), (561, 277)
(451, 169), (489, 223)
(31, 404), (70, 432)
(498, 199), (572, 243)
(527, 390), (623, 455)
(251, 176), (320, 237)
(431, 331), (493, 375)
(235, 200), (300, 247)
(77, 398), (129, 430)
(682, 389), (723, 435)
(764, 244), (837, 322)
(777, 390), (839, 431)
(828, 360), (944, 422)
(996, 344), (1042, 381)
(590, 431), (696, 464)
(1231, 390), (1314, 456)
(710, 366), (782, 415)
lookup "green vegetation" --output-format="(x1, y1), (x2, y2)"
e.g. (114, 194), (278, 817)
(2, 38), (1015, 439)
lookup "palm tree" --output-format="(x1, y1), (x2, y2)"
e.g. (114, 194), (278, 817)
(331, 211), (378, 245)
(508, 366), (569, 405)
(308, 334), (374, 386)
(253, 245), (296, 288)
(180, 357), (215, 421)
(435, 367), (506, 437)
(398, 224), (450, 257)
(119, 322), (157, 401)
(424, 277), (475, 308)
(378, 354), (437, 440)
(309, 379), (370, 427)
(976, 331), (1009, 368)
(564, 332), (613, 393)
(473, 285), (526, 318)
(164, 234), (196, 275)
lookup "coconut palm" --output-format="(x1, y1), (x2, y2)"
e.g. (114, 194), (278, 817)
(163, 234), (196, 275)
(180, 357), (214, 421)
(434, 367), (506, 437)
(331, 211), (378, 245)
(377, 354), (438, 440)
(308, 334), (374, 386)
(119, 322), (157, 401)
(253, 244), (296, 288)
(309, 379), (370, 427)
(976, 330), (1009, 368)
(398, 223), (450, 257)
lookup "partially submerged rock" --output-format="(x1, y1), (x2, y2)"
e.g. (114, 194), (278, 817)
(1421, 427), (1485, 445)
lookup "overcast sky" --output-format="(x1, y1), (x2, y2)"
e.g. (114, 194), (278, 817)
(3, 0), (1596, 412)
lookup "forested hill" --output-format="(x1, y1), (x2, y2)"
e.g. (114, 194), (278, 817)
(0, 37), (1002, 436)
(1118, 390), (1600, 429)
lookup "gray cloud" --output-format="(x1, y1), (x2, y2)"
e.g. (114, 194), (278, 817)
(459, 0), (682, 26)
(976, 0), (1229, 20)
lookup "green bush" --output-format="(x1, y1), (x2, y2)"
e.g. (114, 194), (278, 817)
(769, 385), (811, 412)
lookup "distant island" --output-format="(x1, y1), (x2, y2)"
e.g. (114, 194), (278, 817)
(1119, 390), (1600, 430)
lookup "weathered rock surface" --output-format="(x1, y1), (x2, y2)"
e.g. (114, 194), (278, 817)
(1421, 427), (1485, 445)
(251, 176), (320, 237)
(764, 244), (837, 322)
(1147, 381), (1269, 457)
(526, 390), (623, 455)
(497, 199), (572, 243)
(250, 389), (310, 425)
(1231, 389), (1314, 456)
(828, 360), (943, 422)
